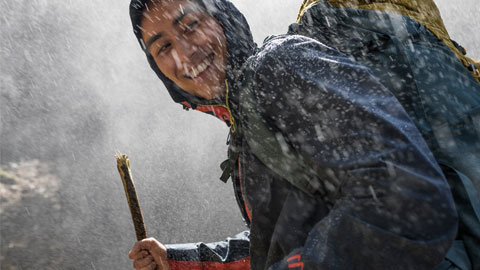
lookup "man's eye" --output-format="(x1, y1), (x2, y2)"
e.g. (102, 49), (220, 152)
(184, 20), (199, 33)
(156, 43), (171, 56)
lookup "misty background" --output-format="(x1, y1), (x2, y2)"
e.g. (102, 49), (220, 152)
(1, 0), (479, 269)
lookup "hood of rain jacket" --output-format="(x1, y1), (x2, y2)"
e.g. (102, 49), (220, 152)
(129, 0), (256, 111)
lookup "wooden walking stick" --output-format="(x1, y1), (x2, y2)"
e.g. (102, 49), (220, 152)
(116, 153), (147, 241)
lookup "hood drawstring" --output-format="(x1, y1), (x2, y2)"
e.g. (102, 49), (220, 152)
(181, 80), (237, 133)
(224, 80), (237, 134)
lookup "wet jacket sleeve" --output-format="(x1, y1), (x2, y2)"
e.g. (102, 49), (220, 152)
(165, 231), (250, 270)
(252, 35), (458, 269)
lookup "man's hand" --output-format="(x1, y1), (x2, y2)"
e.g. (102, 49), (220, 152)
(128, 238), (170, 270)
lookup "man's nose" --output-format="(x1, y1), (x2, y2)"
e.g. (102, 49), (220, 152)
(176, 38), (197, 61)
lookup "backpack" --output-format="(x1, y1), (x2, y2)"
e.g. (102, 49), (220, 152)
(296, 0), (480, 84)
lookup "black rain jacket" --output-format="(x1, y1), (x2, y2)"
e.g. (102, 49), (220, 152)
(129, 1), (459, 269)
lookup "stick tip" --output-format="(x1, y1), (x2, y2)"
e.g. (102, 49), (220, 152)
(115, 152), (130, 168)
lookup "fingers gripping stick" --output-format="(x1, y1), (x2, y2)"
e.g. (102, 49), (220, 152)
(116, 154), (148, 241)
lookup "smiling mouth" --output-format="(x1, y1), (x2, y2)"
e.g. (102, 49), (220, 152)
(185, 53), (215, 79)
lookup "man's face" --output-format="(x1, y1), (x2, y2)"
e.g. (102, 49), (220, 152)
(141, 0), (228, 100)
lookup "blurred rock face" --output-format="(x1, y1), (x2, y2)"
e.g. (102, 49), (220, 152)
(0, 160), (60, 215)
(0, 0), (478, 269)
(0, 160), (61, 269)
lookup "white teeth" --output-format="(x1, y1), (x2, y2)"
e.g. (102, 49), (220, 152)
(187, 57), (212, 78)
(191, 68), (198, 78)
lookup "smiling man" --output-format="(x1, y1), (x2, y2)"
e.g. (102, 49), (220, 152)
(127, 0), (461, 269)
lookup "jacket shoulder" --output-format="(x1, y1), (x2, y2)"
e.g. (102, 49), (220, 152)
(252, 35), (316, 70)
(250, 34), (354, 76)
